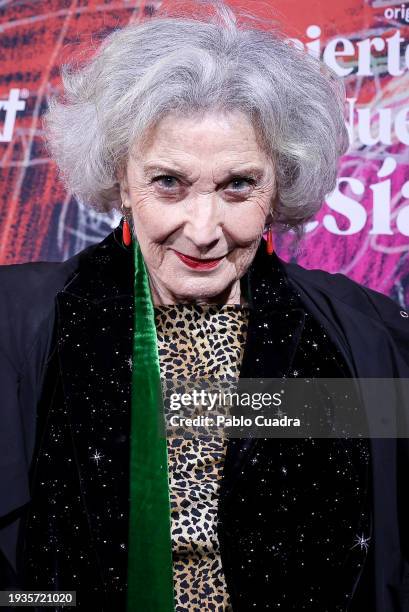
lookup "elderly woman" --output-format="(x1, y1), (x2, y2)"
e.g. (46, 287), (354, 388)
(1, 2), (409, 611)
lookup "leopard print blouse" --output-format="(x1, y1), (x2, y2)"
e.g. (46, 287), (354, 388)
(154, 303), (250, 612)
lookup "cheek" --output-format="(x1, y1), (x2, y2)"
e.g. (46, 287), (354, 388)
(233, 239), (260, 272)
(225, 199), (269, 245)
(131, 196), (181, 241)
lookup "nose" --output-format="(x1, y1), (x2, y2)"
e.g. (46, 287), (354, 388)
(183, 194), (223, 252)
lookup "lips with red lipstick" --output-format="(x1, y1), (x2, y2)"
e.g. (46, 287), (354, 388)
(172, 249), (225, 270)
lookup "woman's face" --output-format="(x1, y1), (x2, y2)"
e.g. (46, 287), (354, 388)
(120, 110), (276, 305)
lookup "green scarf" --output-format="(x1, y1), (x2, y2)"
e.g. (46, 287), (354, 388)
(127, 240), (175, 611)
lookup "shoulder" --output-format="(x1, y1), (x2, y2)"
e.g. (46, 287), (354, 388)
(0, 258), (78, 298)
(0, 253), (82, 371)
(283, 259), (409, 334)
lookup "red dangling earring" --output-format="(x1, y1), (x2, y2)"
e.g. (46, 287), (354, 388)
(266, 224), (274, 255)
(122, 217), (132, 247)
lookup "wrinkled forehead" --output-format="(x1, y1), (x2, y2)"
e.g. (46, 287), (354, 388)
(127, 109), (273, 175)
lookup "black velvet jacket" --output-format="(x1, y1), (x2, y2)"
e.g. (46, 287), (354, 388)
(1, 223), (409, 611)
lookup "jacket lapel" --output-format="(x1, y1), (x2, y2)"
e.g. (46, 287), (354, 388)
(56, 227), (134, 592)
(220, 244), (306, 501)
(55, 224), (305, 590)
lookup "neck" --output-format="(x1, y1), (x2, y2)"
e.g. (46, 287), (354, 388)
(148, 276), (243, 306)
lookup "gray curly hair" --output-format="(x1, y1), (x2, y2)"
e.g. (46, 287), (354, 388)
(44, 0), (349, 236)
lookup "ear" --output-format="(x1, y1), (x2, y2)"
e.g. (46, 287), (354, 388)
(116, 163), (132, 209)
(265, 196), (277, 226)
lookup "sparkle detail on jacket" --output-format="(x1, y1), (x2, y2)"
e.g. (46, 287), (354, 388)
(18, 229), (378, 611)
(153, 296), (371, 611)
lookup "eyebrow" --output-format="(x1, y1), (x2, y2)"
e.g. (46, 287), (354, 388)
(143, 163), (265, 182)
(143, 164), (190, 179)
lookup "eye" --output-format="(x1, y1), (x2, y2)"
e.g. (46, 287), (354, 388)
(151, 175), (180, 190)
(226, 177), (257, 192)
